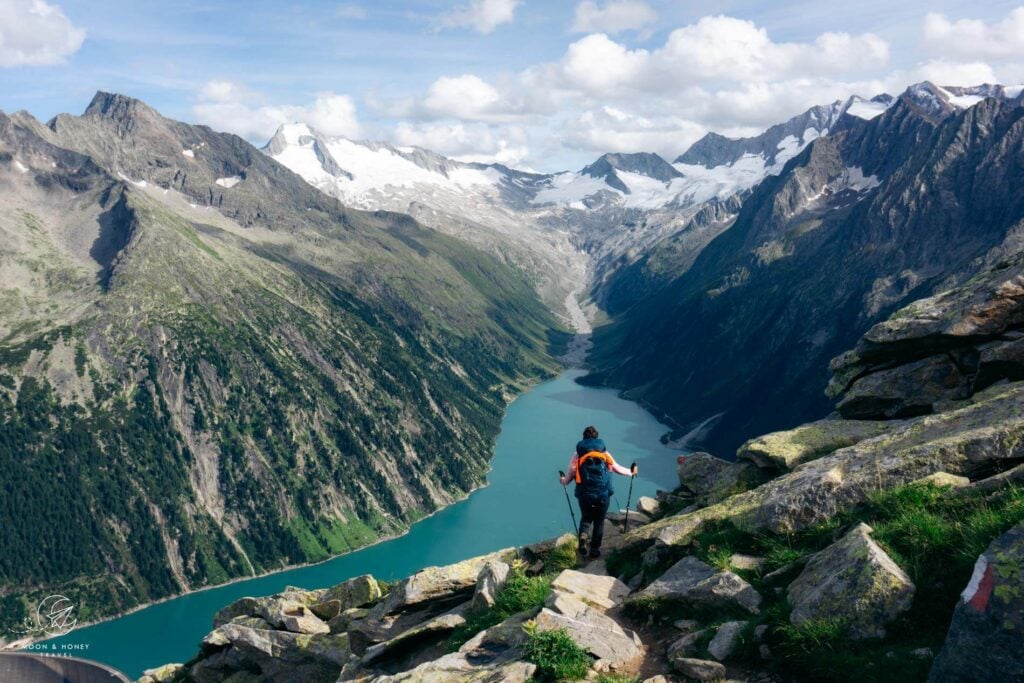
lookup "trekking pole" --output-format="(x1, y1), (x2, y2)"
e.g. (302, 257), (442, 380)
(622, 462), (637, 532)
(558, 471), (579, 535)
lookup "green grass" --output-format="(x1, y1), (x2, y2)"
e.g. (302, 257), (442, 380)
(542, 536), (580, 574)
(594, 675), (640, 683)
(522, 623), (592, 682)
(447, 565), (553, 650)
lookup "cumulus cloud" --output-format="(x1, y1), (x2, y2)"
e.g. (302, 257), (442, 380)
(912, 59), (999, 87)
(437, 0), (521, 34)
(0, 0), (85, 67)
(571, 0), (658, 35)
(924, 8), (1024, 60)
(193, 81), (362, 141)
(563, 107), (706, 161)
(393, 121), (529, 166)
(422, 75), (502, 119)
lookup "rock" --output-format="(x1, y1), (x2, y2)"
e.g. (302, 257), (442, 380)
(929, 522), (1024, 682)
(213, 597), (261, 627)
(637, 496), (660, 516)
(677, 452), (764, 505)
(753, 624), (769, 642)
(729, 553), (765, 571)
(837, 352), (974, 419)
(471, 560), (511, 611)
(913, 471), (970, 488)
(138, 663), (186, 682)
(309, 599), (343, 621)
(976, 336), (1024, 389)
(707, 620), (746, 661)
(642, 676), (670, 683)
(519, 533), (576, 568)
(672, 657), (726, 681)
(367, 654), (536, 682)
(674, 618), (701, 632)
(622, 381), (1024, 550)
(607, 510), (651, 528)
(536, 592), (644, 668)
(327, 607), (368, 634)
(360, 606), (468, 667)
(633, 556), (762, 614)
(759, 644), (771, 659)
(191, 623), (350, 683)
(788, 523), (914, 639)
(666, 629), (706, 659)
(229, 615), (273, 630)
(550, 569), (630, 610)
(377, 549), (516, 616)
(963, 461), (1024, 494)
(258, 598), (330, 635)
(762, 556), (811, 585)
(737, 418), (891, 470)
(320, 574), (382, 610)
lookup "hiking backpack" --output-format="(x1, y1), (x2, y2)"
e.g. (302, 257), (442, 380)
(576, 452), (612, 502)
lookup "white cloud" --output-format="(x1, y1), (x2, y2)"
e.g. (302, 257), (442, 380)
(0, 0), (84, 67)
(193, 81), (361, 141)
(571, 1), (658, 35)
(924, 8), (1024, 60)
(437, 0), (521, 34)
(559, 33), (649, 92)
(563, 107), (706, 161)
(913, 59), (999, 87)
(393, 121), (529, 166)
(422, 74), (502, 119)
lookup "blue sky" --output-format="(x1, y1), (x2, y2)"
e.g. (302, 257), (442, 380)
(2, 0), (1023, 170)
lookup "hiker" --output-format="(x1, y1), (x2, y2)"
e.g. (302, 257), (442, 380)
(558, 425), (637, 558)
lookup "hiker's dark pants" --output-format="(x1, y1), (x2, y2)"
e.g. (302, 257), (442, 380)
(578, 496), (610, 551)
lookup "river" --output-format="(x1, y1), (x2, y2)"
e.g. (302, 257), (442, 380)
(33, 369), (683, 678)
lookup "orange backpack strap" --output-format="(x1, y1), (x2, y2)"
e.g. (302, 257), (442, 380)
(575, 451), (613, 483)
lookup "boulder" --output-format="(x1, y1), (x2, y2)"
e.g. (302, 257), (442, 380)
(377, 549), (516, 616)
(471, 560), (510, 611)
(676, 451), (763, 505)
(366, 654), (535, 682)
(622, 381), (1024, 550)
(929, 522), (1024, 682)
(836, 352), (974, 419)
(191, 623), (350, 683)
(213, 596), (261, 627)
(707, 620), (746, 661)
(536, 592), (644, 668)
(975, 335), (1024, 389)
(327, 607), (368, 634)
(729, 553), (765, 571)
(320, 574), (381, 611)
(632, 556), (762, 614)
(258, 598), (330, 635)
(360, 606), (468, 668)
(738, 418), (891, 470)
(550, 569), (630, 610)
(607, 510), (651, 529)
(636, 496), (660, 516)
(666, 629), (706, 659)
(788, 523), (914, 639)
(672, 657), (726, 681)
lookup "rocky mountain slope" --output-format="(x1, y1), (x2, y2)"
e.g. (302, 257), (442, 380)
(585, 82), (1024, 454)
(0, 93), (565, 634)
(142, 254), (1024, 682)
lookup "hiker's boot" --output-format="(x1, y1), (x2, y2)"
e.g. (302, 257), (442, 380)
(589, 548), (602, 559)
(577, 533), (588, 556)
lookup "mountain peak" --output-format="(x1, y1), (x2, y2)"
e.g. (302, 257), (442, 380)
(81, 91), (164, 134)
(580, 152), (681, 191)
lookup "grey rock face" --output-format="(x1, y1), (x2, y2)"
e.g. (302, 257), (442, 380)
(471, 560), (511, 611)
(672, 656), (727, 681)
(192, 623), (350, 683)
(536, 592), (644, 668)
(929, 522), (1024, 682)
(677, 452), (764, 506)
(788, 523), (914, 639)
(633, 556), (762, 614)
(707, 620), (746, 661)
(549, 569), (630, 610)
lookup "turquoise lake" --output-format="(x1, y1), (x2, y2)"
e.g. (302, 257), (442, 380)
(34, 369), (683, 678)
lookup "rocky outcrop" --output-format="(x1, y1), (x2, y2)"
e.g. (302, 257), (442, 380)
(738, 418), (892, 470)
(632, 556), (762, 614)
(536, 592), (644, 670)
(929, 522), (1024, 682)
(192, 623), (351, 683)
(676, 451), (765, 505)
(788, 523), (915, 639)
(550, 569), (630, 610)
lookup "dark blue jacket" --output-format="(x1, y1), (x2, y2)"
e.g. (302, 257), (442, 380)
(576, 437), (607, 456)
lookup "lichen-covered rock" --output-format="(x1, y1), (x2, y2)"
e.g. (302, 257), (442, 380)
(837, 352), (975, 419)
(191, 623), (350, 683)
(632, 556), (762, 614)
(536, 592), (644, 667)
(365, 655), (536, 682)
(913, 471), (970, 488)
(929, 522), (1024, 682)
(707, 620), (746, 661)
(377, 549), (517, 616)
(320, 574), (381, 611)
(788, 523), (914, 639)
(622, 381), (1024, 551)
(360, 606), (469, 668)
(258, 598), (330, 635)
(549, 569), (630, 610)
(213, 596), (261, 627)
(676, 451), (764, 505)
(737, 418), (892, 470)
(672, 657), (726, 681)
(471, 560), (510, 611)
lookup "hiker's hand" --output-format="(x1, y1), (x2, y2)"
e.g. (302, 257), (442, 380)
(558, 470), (566, 481)
(630, 462), (638, 476)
